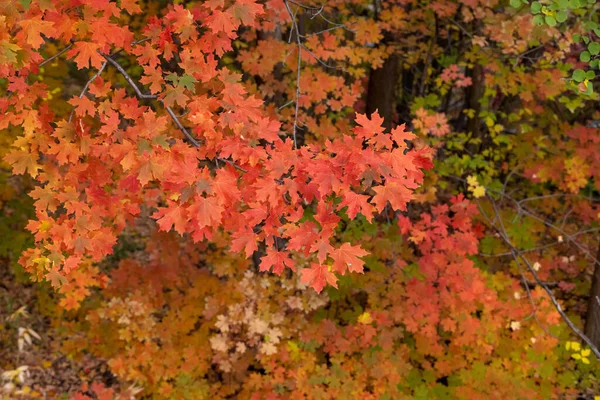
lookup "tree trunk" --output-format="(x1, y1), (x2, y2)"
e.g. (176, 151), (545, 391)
(466, 62), (483, 139)
(584, 246), (600, 348)
(366, 53), (399, 131)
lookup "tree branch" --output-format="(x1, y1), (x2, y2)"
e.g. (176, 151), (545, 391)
(101, 54), (202, 147)
(473, 189), (600, 359)
(39, 44), (73, 67)
(283, 0), (302, 149)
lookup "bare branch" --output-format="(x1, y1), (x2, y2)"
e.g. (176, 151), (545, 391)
(68, 61), (108, 123)
(283, 0), (302, 149)
(300, 44), (343, 70)
(478, 198), (557, 339)
(101, 54), (202, 147)
(39, 44), (73, 67)
(165, 106), (201, 147)
(487, 197), (600, 360)
(102, 55), (157, 100)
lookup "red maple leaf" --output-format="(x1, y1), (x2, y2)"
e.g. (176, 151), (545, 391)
(259, 248), (294, 275)
(301, 263), (338, 293)
(188, 196), (224, 229)
(330, 243), (369, 274)
(230, 229), (258, 257)
(229, 0), (264, 27)
(68, 41), (105, 69)
(371, 178), (414, 213)
(153, 201), (187, 235)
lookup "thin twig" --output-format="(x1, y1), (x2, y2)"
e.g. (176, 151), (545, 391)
(39, 44), (73, 67)
(283, 0), (302, 149)
(486, 198), (600, 359)
(102, 55), (157, 100)
(478, 199), (557, 339)
(101, 54), (202, 147)
(68, 61), (108, 123)
(300, 44), (343, 70)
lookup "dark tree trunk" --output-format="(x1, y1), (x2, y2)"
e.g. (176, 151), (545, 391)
(366, 53), (399, 131)
(585, 246), (600, 348)
(466, 62), (484, 139)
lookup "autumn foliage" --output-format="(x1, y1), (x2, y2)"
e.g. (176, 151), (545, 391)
(1, 0), (600, 399)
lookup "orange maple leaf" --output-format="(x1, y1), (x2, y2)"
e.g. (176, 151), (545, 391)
(68, 41), (105, 69)
(18, 16), (56, 48)
(301, 263), (338, 293)
(331, 243), (369, 274)
(260, 249), (294, 275)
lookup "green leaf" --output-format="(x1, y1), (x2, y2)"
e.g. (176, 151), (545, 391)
(589, 42), (600, 55)
(556, 10), (568, 22)
(545, 15), (557, 26)
(586, 70), (596, 79)
(573, 69), (586, 82)
(178, 75), (198, 91)
(533, 15), (545, 25)
(19, 0), (31, 10)
(165, 73), (179, 84)
(573, 33), (581, 42)
(531, 1), (542, 13)
(590, 59), (599, 68)
(510, 0), (521, 8)
(557, 0), (569, 7)
(581, 51), (591, 62)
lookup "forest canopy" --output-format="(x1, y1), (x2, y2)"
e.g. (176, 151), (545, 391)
(1, 0), (600, 398)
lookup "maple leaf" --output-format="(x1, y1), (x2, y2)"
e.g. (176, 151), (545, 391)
(68, 96), (96, 118)
(330, 243), (369, 274)
(205, 0), (225, 10)
(390, 124), (415, 149)
(212, 168), (240, 202)
(229, 0), (264, 26)
(4, 149), (40, 177)
(120, 0), (142, 14)
(153, 201), (187, 235)
(260, 249), (293, 275)
(188, 196), (224, 229)
(230, 229), (258, 257)
(18, 16), (56, 48)
(300, 263), (338, 293)
(138, 159), (165, 185)
(371, 179), (414, 213)
(140, 66), (164, 94)
(354, 111), (385, 140)
(206, 10), (238, 37)
(45, 268), (67, 289)
(162, 87), (190, 108)
(339, 191), (375, 222)
(68, 42), (105, 69)
(309, 235), (334, 264)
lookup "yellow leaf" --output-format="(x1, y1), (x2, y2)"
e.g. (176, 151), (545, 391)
(572, 342), (581, 351)
(467, 175), (478, 186)
(582, 357), (590, 365)
(358, 312), (373, 325)
(472, 185), (486, 198)
(581, 349), (591, 357)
